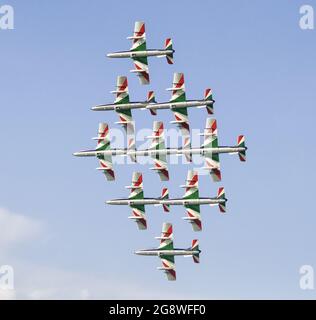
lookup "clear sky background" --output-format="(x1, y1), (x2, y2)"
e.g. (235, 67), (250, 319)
(0, 0), (316, 299)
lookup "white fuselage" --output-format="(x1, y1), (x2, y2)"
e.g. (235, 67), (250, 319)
(134, 249), (200, 256)
(91, 99), (214, 112)
(107, 49), (174, 59)
(106, 197), (225, 206)
(73, 146), (246, 158)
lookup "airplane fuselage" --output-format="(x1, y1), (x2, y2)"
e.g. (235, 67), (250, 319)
(91, 99), (214, 112)
(73, 146), (247, 158)
(107, 49), (174, 59)
(106, 197), (226, 206)
(134, 248), (200, 256)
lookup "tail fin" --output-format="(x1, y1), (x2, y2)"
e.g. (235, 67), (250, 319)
(217, 187), (226, 213)
(191, 239), (200, 263)
(165, 38), (174, 64)
(204, 88), (214, 115)
(237, 135), (246, 161)
(147, 91), (157, 115)
(160, 188), (170, 212)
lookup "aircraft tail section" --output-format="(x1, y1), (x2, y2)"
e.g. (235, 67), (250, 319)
(147, 91), (157, 115)
(160, 188), (170, 212)
(217, 187), (226, 213)
(165, 38), (174, 64)
(191, 239), (200, 263)
(237, 135), (246, 161)
(204, 88), (214, 115)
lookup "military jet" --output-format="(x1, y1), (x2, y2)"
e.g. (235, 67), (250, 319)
(92, 73), (215, 137)
(73, 118), (247, 182)
(106, 170), (226, 231)
(107, 21), (174, 85)
(135, 222), (200, 281)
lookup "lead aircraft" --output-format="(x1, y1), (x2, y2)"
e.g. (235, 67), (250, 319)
(107, 21), (174, 85)
(106, 170), (227, 231)
(135, 222), (200, 281)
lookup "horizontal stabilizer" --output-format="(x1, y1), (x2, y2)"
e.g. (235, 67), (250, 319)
(237, 135), (246, 161)
(191, 239), (200, 263)
(165, 38), (174, 64)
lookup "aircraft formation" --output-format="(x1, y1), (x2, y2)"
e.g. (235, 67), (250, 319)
(74, 21), (247, 280)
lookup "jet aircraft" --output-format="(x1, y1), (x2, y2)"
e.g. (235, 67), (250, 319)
(107, 21), (174, 85)
(135, 222), (200, 281)
(106, 170), (227, 231)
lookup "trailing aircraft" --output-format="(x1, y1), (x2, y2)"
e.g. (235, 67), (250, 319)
(107, 21), (174, 85)
(92, 73), (215, 137)
(134, 222), (201, 281)
(106, 171), (227, 231)
(73, 118), (247, 182)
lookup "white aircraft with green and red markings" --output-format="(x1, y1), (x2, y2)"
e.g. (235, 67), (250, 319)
(107, 21), (174, 85)
(106, 170), (227, 231)
(73, 118), (247, 182)
(92, 73), (215, 137)
(134, 223), (200, 281)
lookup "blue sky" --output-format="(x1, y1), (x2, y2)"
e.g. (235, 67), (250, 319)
(0, 0), (316, 299)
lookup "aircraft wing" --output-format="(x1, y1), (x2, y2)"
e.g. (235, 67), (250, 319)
(127, 172), (147, 230)
(182, 171), (202, 231)
(94, 123), (115, 181)
(129, 203), (147, 230)
(167, 73), (190, 136)
(112, 76), (136, 161)
(159, 255), (176, 281)
(202, 118), (222, 181)
(131, 57), (150, 85)
(148, 121), (169, 181)
(128, 22), (150, 85)
(183, 204), (202, 231)
(112, 76), (133, 127)
(157, 223), (176, 280)
(97, 159), (115, 181)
